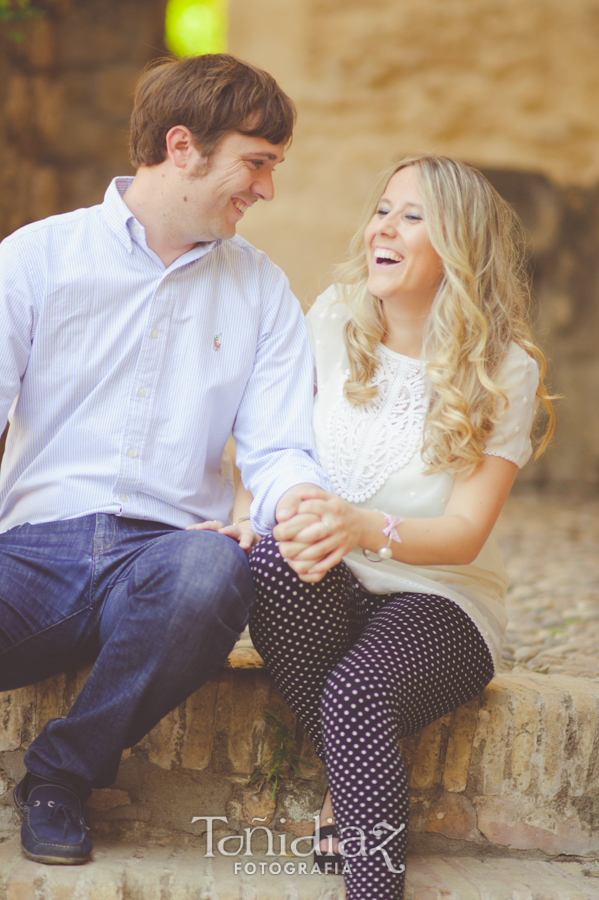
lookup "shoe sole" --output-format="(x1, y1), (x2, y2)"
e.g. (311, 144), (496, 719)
(21, 848), (90, 865)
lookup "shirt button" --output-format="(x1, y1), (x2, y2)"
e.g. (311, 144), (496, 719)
(138, 388), (147, 398)
(132, 224), (139, 234)
(127, 448), (136, 458)
(120, 494), (128, 503)
(125, 242), (132, 251)
(151, 329), (159, 339)
(514, 426), (520, 434)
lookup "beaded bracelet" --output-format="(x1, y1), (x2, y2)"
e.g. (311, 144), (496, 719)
(362, 514), (403, 562)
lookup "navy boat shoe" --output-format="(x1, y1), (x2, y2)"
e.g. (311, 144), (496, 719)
(13, 778), (92, 865)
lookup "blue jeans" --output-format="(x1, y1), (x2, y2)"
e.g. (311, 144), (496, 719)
(0, 514), (254, 796)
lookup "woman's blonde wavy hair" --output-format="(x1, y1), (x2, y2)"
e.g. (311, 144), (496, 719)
(337, 154), (555, 477)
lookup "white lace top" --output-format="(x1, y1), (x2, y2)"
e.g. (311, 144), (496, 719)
(307, 286), (540, 670)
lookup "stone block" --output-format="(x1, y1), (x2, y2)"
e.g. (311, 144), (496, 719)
(476, 795), (599, 856)
(87, 789), (131, 812)
(241, 785), (276, 828)
(0, 688), (35, 752)
(424, 791), (481, 843)
(144, 704), (184, 771)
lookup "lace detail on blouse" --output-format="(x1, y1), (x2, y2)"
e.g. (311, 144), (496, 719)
(326, 346), (428, 502)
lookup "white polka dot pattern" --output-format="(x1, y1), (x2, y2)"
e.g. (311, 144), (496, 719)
(250, 535), (494, 900)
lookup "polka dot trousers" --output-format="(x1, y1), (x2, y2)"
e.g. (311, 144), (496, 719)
(249, 535), (494, 900)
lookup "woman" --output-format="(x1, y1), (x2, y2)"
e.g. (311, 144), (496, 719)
(246, 155), (554, 899)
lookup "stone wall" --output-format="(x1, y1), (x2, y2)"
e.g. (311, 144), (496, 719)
(0, 0), (167, 239)
(229, 0), (599, 487)
(2, 657), (598, 857)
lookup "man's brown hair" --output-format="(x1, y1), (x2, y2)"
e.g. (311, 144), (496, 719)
(129, 53), (296, 167)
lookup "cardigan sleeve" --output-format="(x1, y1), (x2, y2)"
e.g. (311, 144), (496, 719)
(483, 344), (540, 467)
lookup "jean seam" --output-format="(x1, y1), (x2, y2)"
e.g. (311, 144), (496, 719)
(0, 607), (94, 657)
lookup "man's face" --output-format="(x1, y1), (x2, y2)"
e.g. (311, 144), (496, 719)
(180, 132), (286, 242)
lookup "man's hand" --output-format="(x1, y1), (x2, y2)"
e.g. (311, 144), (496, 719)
(186, 519), (259, 554)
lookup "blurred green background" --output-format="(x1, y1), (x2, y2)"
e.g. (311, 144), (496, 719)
(165, 0), (227, 56)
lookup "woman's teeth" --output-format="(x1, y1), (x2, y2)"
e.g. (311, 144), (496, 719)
(374, 248), (402, 264)
(233, 199), (246, 213)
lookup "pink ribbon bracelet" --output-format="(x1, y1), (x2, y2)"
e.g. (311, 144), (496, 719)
(363, 514), (404, 562)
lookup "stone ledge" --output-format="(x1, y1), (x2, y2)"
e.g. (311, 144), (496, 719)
(0, 836), (597, 900)
(0, 655), (598, 858)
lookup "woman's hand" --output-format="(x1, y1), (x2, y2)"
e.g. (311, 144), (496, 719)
(274, 493), (365, 577)
(186, 519), (260, 554)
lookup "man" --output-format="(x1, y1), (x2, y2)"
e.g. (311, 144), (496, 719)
(0, 54), (330, 865)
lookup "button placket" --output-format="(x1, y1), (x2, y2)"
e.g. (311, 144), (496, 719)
(113, 281), (174, 506)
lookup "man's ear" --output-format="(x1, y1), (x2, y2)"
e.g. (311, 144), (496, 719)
(165, 125), (205, 170)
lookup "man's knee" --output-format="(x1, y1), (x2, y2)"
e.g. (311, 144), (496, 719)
(152, 529), (254, 636)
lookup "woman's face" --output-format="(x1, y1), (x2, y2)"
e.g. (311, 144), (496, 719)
(364, 166), (444, 310)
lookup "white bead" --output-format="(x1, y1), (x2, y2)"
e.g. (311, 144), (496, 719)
(379, 546), (392, 560)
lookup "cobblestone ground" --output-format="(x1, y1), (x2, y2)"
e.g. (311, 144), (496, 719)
(496, 489), (599, 680)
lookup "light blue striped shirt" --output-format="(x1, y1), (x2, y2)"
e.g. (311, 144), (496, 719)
(0, 177), (330, 535)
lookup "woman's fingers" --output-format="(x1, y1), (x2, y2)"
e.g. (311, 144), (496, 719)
(273, 513), (320, 542)
(277, 539), (312, 560)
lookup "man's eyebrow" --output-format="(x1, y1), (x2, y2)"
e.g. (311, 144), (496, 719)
(246, 152), (285, 162)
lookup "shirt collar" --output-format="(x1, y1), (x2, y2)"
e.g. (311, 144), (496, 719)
(101, 176), (219, 266)
(102, 177), (137, 253)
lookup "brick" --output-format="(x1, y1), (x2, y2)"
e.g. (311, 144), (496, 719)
(510, 683), (541, 793)
(443, 699), (479, 793)
(227, 672), (272, 774)
(180, 679), (219, 771)
(35, 672), (66, 733)
(477, 681), (511, 796)
(410, 715), (449, 791)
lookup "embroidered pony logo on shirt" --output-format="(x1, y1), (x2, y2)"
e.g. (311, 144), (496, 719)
(213, 333), (222, 352)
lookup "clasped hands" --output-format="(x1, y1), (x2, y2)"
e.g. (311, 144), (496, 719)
(274, 484), (363, 582)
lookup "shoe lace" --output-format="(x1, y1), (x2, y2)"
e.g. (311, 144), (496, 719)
(49, 803), (82, 837)
(24, 799), (82, 838)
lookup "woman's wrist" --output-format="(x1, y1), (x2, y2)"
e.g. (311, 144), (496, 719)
(359, 510), (403, 560)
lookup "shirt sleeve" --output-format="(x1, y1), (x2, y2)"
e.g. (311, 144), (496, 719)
(483, 343), (540, 468)
(0, 234), (37, 432)
(232, 265), (332, 535)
